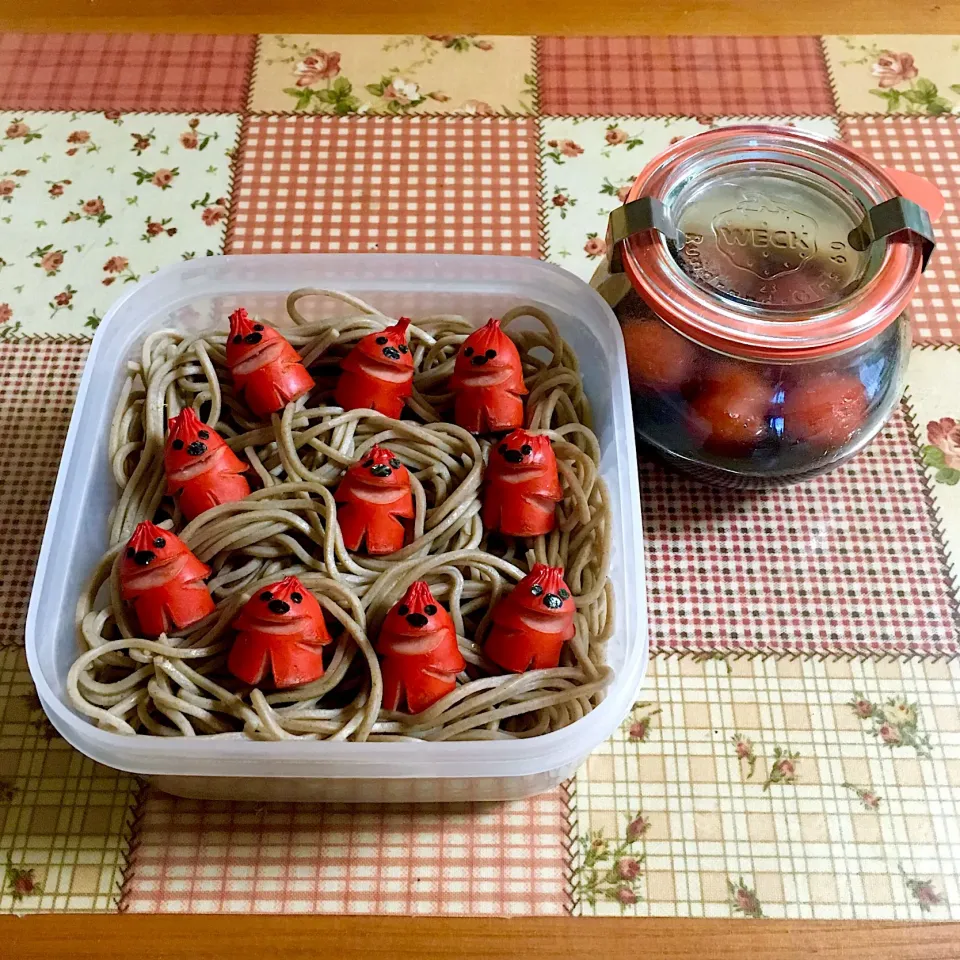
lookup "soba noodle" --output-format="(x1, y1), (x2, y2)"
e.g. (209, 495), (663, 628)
(69, 291), (614, 741)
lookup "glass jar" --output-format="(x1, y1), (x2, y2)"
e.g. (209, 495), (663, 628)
(593, 125), (942, 488)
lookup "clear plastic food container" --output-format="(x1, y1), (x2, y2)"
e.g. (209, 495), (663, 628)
(25, 254), (646, 802)
(593, 125), (943, 488)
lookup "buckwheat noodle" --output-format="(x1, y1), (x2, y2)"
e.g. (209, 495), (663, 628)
(69, 290), (614, 741)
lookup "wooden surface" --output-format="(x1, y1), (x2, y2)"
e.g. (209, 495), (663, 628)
(3, 915), (960, 959)
(0, 0), (959, 35)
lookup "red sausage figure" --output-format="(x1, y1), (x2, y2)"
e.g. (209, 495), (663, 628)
(335, 445), (415, 556)
(483, 429), (563, 537)
(227, 576), (332, 689)
(449, 318), (527, 434)
(335, 317), (414, 418)
(225, 308), (315, 419)
(484, 564), (576, 673)
(118, 521), (215, 636)
(376, 581), (465, 714)
(164, 407), (250, 520)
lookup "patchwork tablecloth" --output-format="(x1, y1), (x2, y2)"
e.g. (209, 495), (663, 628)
(0, 32), (958, 919)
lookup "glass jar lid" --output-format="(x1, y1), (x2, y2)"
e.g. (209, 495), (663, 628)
(618, 126), (935, 360)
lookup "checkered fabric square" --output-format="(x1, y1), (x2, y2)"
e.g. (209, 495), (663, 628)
(228, 116), (539, 256)
(571, 655), (960, 919)
(538, 36), (835, 116)
(842, 116), (960, 344)
(641, 407), (958, 655)
(122, 788), (569, 915)
(0, 649), (138, 912)
(0, 33), (255, 112)
(0, 342), (88, 648)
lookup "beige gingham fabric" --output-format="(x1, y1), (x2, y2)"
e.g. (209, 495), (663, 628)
(0, 649), (137, 912)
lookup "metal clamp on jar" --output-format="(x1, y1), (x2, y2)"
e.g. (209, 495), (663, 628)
(592, 125), (943, 488)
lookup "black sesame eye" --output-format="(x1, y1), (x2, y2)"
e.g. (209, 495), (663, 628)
(254, 323), (263, 331)
(172, 438), (184, 450)
(558, 589), (569, 599)
(232, 334), (242, 344)
(520, 444), (532, 456)
(153, 537), (166, 548)
(398, 344), (408, 353)
(398, 604), (409, 616)
(485, 349), (497, 359)
(498, 443), (507, 455)
(389, 457), (401, 468)
(291, 592), (302, 604)
(376, 336), (388, 344)
(362, 459), (373, 468)
(424, 604), (437, 615)
(530, 584), (543, 596)
(126, 547), (135, 558)
(464, 346), (474, 357)
(198, 430), (209, 440)
(260, 591), (273, 602)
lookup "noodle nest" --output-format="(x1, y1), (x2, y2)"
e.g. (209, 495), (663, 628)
(69, 291), (614, 742)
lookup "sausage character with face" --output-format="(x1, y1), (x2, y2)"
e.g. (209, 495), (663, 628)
(376, 581), (465, 713)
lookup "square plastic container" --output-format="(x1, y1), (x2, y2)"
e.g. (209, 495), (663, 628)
(26, 254), (647, 802)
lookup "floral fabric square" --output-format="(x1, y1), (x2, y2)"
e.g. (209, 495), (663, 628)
(570, 655), (960, 919)
(249, 35), (535, 116)
(823, 36), (960, 116)
(905, 345), (960, 594)
(539, 116), (840, 282)
(0, 111), (239, 337)
(0, 34), (255, 113)
(538, 36), (835, 116)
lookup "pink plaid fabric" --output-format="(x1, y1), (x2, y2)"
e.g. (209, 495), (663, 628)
(229, 115), (540, 257)
(641, 408), (958, 655)
(0, 33), (255, 112)
(842, 116), (960, 344)
(122, 788), (570, 915)
(538, 36), (835, 116)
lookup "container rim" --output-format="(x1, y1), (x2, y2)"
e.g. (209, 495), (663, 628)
(26, 254), (647, 781)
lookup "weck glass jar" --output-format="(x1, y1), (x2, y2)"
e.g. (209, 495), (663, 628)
(593, 125), (941, 488)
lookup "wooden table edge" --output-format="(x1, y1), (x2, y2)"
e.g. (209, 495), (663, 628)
(2, 0), (960, 35)
(3, 914), (960, 958)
